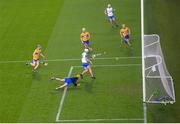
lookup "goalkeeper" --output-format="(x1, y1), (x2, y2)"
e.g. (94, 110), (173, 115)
(50, 74), (81, 90)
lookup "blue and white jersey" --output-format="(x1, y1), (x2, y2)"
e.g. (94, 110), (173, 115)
(81, 52), (88, 63)
(106, 7), (114, 17)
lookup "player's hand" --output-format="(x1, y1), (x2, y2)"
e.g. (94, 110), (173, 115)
(89, 60), (93, 65)
(42, 55), (46, 59)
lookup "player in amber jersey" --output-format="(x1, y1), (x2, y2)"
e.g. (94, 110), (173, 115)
(80, 27), (92, 51)
(120, 24), (131, 46)
(27, 44), (46, 71)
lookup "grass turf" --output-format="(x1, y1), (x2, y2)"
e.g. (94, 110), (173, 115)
(144, 0), (180, 122)
(0, 0), (143, 122)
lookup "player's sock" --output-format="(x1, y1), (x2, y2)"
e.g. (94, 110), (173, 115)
(91, 76), (96, 79)
(50, 77), (56, 80)
(55, 87), (60, 90)
(26, 61), (31, 65)
(80, 74), (83, 79)
(32, 69), (37, 72)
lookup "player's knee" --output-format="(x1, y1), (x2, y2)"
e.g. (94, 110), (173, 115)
(31, 63), (35, 66)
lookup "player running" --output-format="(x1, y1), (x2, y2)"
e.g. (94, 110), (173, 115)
(50, 74), (81, 90)
(80, 48), (95, 79)
(26, 44), (46, 71)
(120, 24), (131, 47)
(104, 4), (118, 28)
(80, 27), (92, 51)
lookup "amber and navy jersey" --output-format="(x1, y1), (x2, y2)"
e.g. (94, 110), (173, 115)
(80, 31), (90, 41)
(120, 27), (130, 37)
(33, 48), (41, 60)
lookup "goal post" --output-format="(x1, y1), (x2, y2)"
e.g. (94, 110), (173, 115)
(142, 34), (175, 104)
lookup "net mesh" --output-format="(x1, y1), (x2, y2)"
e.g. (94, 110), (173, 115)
(144, 34), (175, 104)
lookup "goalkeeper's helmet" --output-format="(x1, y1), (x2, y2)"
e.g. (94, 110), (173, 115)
(76, 74), (81, 79)
(36, 44), (41, 49)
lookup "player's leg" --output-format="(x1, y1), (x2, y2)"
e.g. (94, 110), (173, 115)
(30, 62), (35, 67)
(109, 17), (113, 26)
(88, 67), (95, 79)
(112, 17), (118, 27)
(51, 77), (65, 82)
(28, 59), (36, 67)
(124, 35), (131, 47)
(81, 68), (89, 75)
(34, 61), (39, 70)
(126, 39), (132, 47)
(55, 83), (68, 90)
(120, 38), (124, 46)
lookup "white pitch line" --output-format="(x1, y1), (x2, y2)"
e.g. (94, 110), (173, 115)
(57, 118), (144, 122)
(55, 66), (74, 122)
(56, 64), (142, 122)
(73, 64), (141, 68)
(0, 56), (141, 64)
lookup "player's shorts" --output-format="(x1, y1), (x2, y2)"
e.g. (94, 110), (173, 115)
(32, 59), (39, 63)
(108, 15), (114, 20)
(64, 78), (73, 85)
(83, 40), (89, 45)
(123, 35), (129, 41)
(82, 62), (89, 68)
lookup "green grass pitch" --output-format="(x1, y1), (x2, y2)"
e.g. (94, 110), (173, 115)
(5, 0), (180, 123)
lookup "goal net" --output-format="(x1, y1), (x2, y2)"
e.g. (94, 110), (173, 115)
(143, 34), (175, 104)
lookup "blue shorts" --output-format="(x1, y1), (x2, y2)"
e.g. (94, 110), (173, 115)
(108, 15), (114, 20)
(32, 59), (39, 63)
(83, 40), (89, 45)
(64, 78), (73, 85)
(82, 62), (89, 68)
(123, 35), (129, 40)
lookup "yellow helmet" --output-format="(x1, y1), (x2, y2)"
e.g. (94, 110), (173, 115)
(76, 74), (81, 79)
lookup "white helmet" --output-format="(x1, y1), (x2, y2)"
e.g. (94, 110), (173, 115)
(82, 27), (86, 32)
(108, 4), (111, 8)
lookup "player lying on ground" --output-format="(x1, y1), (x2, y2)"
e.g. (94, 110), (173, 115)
(120, 24), (131, 47)
(80, 27), (92, 51)
(104, 4), (118, 28)
(50, 74), (81, 89)
(26, 44), (47, 70)
(80, 48), (95, 79)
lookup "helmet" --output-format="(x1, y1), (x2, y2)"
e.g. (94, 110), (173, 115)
(36, 44), (41, 49)
(82, 27), (86, 32)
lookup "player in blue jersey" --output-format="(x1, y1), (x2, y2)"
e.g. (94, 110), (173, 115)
(80, 48), (95, 79)
(50, 74), (81, 90)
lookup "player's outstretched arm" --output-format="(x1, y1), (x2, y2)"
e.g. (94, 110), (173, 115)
(80, 37), (83, 43)
(104, 9), (107, 15)
(40, 53), (45, 59)
(88, 59), (93, 65)
(128, 28), (131, 35)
